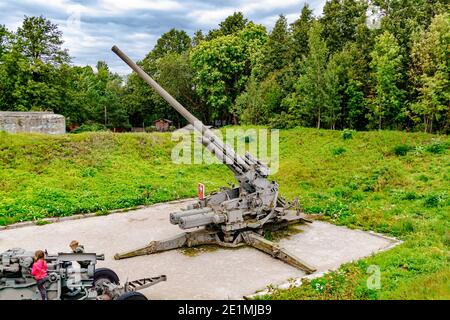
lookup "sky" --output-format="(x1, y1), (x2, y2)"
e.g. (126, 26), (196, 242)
(0, 0), (327, 75)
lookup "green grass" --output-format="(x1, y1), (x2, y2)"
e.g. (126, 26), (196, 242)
(0, 127), (449, 299)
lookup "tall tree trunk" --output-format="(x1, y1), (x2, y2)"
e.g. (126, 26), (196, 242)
(317, 108), (321, 129)
(232, 114), (237, 125)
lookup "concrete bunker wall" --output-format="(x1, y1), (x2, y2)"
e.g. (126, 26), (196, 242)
(0, 112), (65, 134)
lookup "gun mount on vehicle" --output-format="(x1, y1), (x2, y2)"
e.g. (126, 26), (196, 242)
(111, 45), (316, 274)
(0, 248), (166, 300)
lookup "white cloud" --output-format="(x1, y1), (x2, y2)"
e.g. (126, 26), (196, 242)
(1, 0), (327, 74)
(187, 0), (324, 31)
(98, 0), (183, 12)
(188, 8), (236, 27)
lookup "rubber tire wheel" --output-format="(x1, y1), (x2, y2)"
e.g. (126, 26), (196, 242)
(116, 292), (148, 300)
(93, 268), (120, 285)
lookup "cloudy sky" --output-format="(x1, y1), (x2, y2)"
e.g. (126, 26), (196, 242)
(0, 0), (327, 75)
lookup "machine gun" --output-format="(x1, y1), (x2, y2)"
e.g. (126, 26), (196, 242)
(112, 46), (316, 274)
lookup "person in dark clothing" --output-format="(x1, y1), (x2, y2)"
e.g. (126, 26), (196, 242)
(69, 240), (91, 269)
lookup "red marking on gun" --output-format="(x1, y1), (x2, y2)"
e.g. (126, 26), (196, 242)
(198, 183), (205, 200)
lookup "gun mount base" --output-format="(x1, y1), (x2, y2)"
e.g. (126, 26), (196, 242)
(114, 215), (316, 274)
(111, 46), (317, 275)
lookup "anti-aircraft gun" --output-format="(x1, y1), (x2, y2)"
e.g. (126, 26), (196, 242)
(112, 46), (316, 274)
(0, 248), (166, 300)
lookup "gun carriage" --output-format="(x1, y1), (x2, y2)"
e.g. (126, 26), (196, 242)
(0, 248), (166, 300)
(112, 46), (316, 274)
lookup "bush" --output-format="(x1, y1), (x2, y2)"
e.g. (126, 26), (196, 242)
(269, 112), (296, 129)
(402, 191), (419, 200)
(342, 129), (356, 140)
(423, 193), (446, 207)
(145, 126), (157, 132)
(425, 141), (448, 154)
(242, 135), (254, 143)
(332, 146), (346, 156)
(71, 123), (108, 133)
(393, 144), (413, 156)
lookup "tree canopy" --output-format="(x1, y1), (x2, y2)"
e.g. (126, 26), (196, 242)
(0, 3), (449, 133)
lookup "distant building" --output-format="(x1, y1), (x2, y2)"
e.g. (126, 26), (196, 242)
(174, 124), (213, 133)
(0, 111), (65, 134)
(154, 119), (173, 132)
(214, 120), (227, 127)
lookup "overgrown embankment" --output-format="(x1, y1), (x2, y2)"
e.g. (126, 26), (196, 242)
(0, 128), (449, 299)
(0, 131), (231, 224)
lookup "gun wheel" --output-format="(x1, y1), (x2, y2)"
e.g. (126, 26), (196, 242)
(94, 268), (120, 289)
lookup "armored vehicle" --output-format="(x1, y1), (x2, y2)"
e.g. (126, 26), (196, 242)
(0, 248), (166, 300)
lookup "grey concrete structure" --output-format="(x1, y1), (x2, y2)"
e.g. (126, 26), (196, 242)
(0, 199), (400, 299)
(0, 111), (65, 134)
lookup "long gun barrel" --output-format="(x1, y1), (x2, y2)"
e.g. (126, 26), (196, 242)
(111, 46), (316, 274)
(112, 45), (262, 178)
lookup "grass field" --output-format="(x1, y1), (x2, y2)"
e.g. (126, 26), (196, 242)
(0, 127), (449, 299)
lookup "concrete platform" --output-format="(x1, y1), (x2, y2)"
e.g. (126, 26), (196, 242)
(0, 199), (400, 299)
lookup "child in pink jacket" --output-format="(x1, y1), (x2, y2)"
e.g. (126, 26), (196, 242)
(31, 250), (48, 300)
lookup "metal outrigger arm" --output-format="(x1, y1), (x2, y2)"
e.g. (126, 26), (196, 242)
(114, 217), (316, 274)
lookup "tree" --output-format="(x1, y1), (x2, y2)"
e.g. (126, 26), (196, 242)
(257, 15), (293, 79)
(284, 21), (328, 129)
(410, 13), (450, 133)
(372, 0), (449, 109)
(219, 12), (248, 35)
(303, 40), (365, 131)
(323, 52), (343, 130)
(123, 29), (192, 127)
(321, 0), (368, 54)
(328, 42), (371, 130)
(207, 12), (249, 39)
(0, 16), (71, 112)
(0, 25), (13, 110)
(0, 25), (11, 59)
(235, 73), (283, 124)
(60, 65), (91, 125)
(192, 30), (204, 47)
(59, 62), (129, 129)
(291, 4), (314, 60)
(190, 23), (268, 123)
(122, 71), (154, 127)
(345, 78), (366, 129)
(372, 0), (448, 50)
(369, 31), (405, 129)
(148, 28), (191, 60)
(154, 52), (205, 124)
(104, 74), (129, 129)
(15, 15), (69, 64)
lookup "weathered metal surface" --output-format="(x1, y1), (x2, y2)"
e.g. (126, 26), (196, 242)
(111, 46), (316, 272)
(241, 232), (316, 274)
(124, 275), (167, 292)
(0, 248), (164, 300)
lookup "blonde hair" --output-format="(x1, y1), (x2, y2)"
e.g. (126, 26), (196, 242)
(35, 250), (45, 261)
